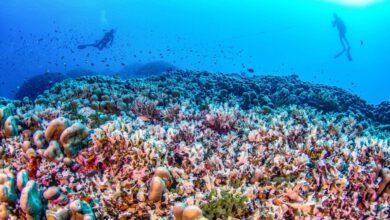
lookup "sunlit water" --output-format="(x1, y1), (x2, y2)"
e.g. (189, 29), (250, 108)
(0, 0), (388, 104)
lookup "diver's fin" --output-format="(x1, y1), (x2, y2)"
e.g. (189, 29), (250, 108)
(347, 48), (352, 61)
(333, 49), (345, 59)
(77, 45), (88, 49)
(77, 44), (95, 49)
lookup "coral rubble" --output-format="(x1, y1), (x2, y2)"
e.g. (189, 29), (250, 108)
(0, 70), (389, 219)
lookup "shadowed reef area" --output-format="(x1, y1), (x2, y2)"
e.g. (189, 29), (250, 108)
(0, 70), (389, 219)
(14, 70), (390, 125)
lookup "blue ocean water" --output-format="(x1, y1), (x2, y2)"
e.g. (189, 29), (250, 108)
(0, 0), (389, 104)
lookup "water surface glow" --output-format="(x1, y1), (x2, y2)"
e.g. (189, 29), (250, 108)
(325, 0), (384, 6)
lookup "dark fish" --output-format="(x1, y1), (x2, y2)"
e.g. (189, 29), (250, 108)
(360, 40), (364, 45)
(247, 68), (255, 73)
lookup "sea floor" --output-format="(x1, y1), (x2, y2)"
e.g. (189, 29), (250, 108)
(0, 71), (389, 219)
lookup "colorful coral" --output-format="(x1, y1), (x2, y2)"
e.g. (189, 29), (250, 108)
(0, 71), (388, 219)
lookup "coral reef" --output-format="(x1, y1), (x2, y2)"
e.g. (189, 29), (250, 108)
(0, 70), (388, 219)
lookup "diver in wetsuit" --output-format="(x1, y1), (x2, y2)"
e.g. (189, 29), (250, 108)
(332, 13), (352, 61)
(78, 29), (115, 50)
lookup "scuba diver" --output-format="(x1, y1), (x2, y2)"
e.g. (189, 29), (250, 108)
(77, 29), (115, 50)
(332, 13), (352, 61)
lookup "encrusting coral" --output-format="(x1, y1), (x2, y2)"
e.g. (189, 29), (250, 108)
(69, 199), (95, 220)
(20, 180), (43, 220)
(59, 122), (89, 157)
(0, 71), (388, 219)
(3, 116), (19, 138)
(0, 171), (17, 204)
(45, 117), (71, 142)
(43, 141), (64, 161)
(16, 169), (28, 191)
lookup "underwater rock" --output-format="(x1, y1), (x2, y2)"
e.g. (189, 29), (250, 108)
(14, 72), (67, 101)
(15, 70), (96, 101)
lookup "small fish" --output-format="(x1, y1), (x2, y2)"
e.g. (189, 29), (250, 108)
(247, 68), (255, 73)
(360, 40), (364, 45)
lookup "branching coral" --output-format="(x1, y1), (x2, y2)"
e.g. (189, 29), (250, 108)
(131, 97), (160, 121)
(205, 105), (240, 133)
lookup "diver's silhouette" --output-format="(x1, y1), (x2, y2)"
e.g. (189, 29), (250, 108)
(332, 13), (352, 61)
(78, 29), (115, 50)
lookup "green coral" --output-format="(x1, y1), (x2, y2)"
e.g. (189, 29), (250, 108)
(201, 189), (249, 219)
(199, 101), (210, 111)
(88, 112), (110, 128)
